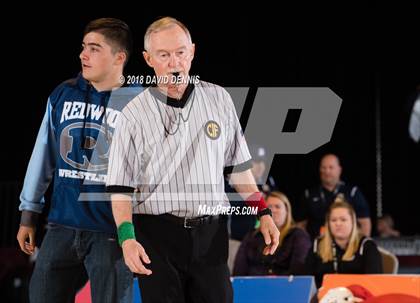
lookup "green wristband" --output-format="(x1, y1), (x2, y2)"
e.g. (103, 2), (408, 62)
(117, 221), (135, 247)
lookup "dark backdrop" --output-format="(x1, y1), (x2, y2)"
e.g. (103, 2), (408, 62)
(1, 3), (419, 247)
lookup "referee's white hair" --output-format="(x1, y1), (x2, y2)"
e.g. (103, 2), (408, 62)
(144, 17), (192, 51)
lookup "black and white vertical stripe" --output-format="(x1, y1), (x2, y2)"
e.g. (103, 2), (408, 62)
(106, 81), (251, 218)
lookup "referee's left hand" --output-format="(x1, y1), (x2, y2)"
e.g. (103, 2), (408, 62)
(259, 215), (280, 255)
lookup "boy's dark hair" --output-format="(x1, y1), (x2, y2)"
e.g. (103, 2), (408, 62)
(84, 18), (133, 65)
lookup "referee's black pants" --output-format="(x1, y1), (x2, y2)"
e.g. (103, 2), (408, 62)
(133, 214), (233, 303)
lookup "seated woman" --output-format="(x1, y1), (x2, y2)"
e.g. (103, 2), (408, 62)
(303, 201), (383, 288)
(233, 191), (311, 276)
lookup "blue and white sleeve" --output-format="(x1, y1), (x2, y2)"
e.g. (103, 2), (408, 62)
(19, 99), (57, 214)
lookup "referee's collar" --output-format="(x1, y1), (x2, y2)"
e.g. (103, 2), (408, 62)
(149, 83), (195, 108)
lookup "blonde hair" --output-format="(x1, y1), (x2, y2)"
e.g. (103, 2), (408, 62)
(318, 201), (361, 262)
(144, 17), (192, 51)
(265, 191), (295, 247)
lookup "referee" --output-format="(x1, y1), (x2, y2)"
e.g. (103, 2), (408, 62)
(106, 17), (279, 303)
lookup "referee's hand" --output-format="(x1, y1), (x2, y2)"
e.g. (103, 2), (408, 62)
(122, 239), (152, 275)
(259, 215), (280, 255)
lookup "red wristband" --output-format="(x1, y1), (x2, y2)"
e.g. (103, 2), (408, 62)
(245, 192), (267, 212)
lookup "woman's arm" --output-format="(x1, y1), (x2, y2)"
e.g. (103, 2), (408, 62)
(232, 233), (253, 276)
(288, 229), (312, 274)
(362, 239), (383, 273)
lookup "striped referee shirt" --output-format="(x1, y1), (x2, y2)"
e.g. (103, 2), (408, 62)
(106, 81), (252, 218)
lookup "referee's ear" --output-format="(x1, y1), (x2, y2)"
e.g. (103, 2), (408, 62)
(189, 43), (195, 60)
(143, 51), (154, 68)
